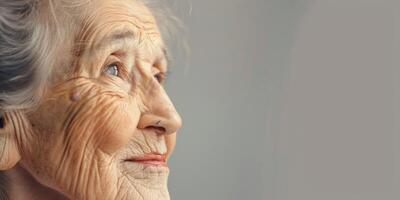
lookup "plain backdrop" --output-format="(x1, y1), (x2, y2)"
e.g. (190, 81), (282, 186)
(164, 0), (400, 200)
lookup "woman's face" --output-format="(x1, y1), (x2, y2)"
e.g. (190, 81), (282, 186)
(18, 0), (181, 199)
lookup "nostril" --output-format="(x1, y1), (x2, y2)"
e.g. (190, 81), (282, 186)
(148, 126), (166, 134)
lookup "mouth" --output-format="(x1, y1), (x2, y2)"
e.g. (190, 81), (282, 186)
(124, 152), (168, 167)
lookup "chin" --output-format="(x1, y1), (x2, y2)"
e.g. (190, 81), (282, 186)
(117, 165), (171, 200)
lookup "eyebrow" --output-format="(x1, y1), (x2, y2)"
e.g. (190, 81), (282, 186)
(99, 30), (136, 46)
(99, 29), (170, 64)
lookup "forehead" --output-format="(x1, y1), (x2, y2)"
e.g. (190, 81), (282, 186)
(76, 0), (164, 55)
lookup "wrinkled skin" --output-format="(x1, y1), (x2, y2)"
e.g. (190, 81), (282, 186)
(0, 0), (182, 199)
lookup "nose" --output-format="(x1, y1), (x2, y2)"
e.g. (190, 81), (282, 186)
(137, 91), (182, 135)
(138, 111), (181, 135)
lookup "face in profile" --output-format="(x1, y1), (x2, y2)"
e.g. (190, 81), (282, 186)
(0, 0), (182, 199)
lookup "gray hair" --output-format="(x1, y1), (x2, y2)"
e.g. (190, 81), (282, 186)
(0, 0), (69, 114)
(0, 0), (39, 111)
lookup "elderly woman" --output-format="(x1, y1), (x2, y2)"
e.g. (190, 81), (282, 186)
(0, 0), (182, 199)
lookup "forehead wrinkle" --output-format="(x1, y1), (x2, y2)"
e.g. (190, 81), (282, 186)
(79, 18), (161, 56)
(96, 29), (136, 50)
(72, 1), (168, 72)
(94, 23), (167, 62)
(75, 10), (157, 55)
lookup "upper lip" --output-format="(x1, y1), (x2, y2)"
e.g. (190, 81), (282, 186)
(125, 152), (167, 162)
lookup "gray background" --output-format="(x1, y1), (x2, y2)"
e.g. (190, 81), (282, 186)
(165, 0), (400, 200)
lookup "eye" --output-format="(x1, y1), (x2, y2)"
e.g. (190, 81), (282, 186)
(104, 63), (119, 76)
(154, 72), (166, 83)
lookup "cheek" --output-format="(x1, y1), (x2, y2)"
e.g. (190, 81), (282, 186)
(97, 98), (140, 154)
(67, 88), (140, 154)
(37, 82), (141, 156)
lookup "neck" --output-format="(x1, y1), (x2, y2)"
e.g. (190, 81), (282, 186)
(2, 164), (68, 200)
